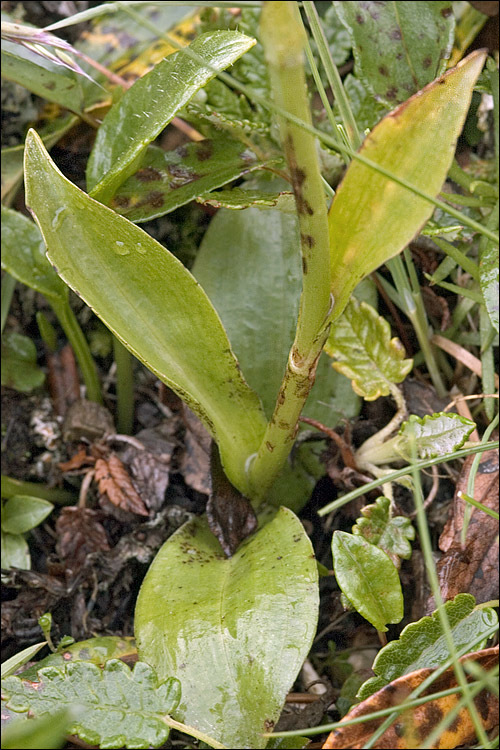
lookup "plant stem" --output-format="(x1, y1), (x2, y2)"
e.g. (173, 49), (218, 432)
(302, 0), (362, 151)
(1, 273), (16, 335)
(248, 1), (332, 501)
(51, 298), (102, 404)
(1, 475), (75, 504)
(113, 335), (134, 434)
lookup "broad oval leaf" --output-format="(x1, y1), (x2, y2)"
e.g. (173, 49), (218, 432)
(1, 205), (66, 301)
(334, 1), (454, 107)
(1, 496), (54, 535)
(111, 139), (277, 223)
(328, 51), (486, 316)
(357, 593), (499, 700)
(1, 529), (30, 571)
(1, 331), (45, 393)
(24, 130), (267, 495)
(1, 660), (181, 750)
(135, 507), (319, 749)
(331, 531), (404, 632)
(87, 30), (256, 203)
(397, 412), (476, 460)
(324, 298), (413, 400)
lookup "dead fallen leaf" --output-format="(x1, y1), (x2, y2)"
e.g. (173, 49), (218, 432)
(322, 647), (499, 749)
(207, 444), (257, 557)
(118, 422), (178, 511)
(179, 405), (211, 494)
(95, 454), (149, 516)
(58, 446), (96, 472)
(62, 399), (115, 443)
(429, 447), (499, 609)
(46, 343), (80, 416)
(56, 506), (110, 571)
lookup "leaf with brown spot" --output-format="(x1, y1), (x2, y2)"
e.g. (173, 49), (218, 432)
(55, 507), (110, 572)
(207, 444), (257, 557)
(430, 447), (499, 609)
(94, 454), (148, 516)
(322, 647), (499, 749)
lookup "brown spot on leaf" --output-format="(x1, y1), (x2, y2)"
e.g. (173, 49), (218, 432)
(302, 256), (308, 274)
(136, 166), (162, 182)
(379, 65), (389, 76)
(111, 195), (131, 208)
(44, 81), (56, 90)
(301, 233), (315, 249)
(196, 141), (214, 161)
(390, 28), (402, 40)
(422, 56), (432, 69)
(147, 191), (165, 209)
(386, 87), (398, 100)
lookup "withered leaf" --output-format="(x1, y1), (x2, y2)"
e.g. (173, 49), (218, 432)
(95, 454), (148, 516)
(322, 647), (499, 749)
(58, 447), (96, 472)
(206, 444), (257, 557)
(62, 399), (115, 444)
(118, 422), (178, 511)
(179, 405), (211, 494)
(56, 507), (110, 572)
(431, 447), (499, 608)
(46, 343), (81, 416)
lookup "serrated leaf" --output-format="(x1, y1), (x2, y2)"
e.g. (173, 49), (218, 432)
(1, 331), (45, 393)
(1, 660), (181, 750)
(324, 298), (413, 400)
(334, 1), (454, 108)
(18, 636), (136, 682)
(397, 412), (476, 460)
(24, 129), (267, 496)
(352, 496), (415, 567)
(135, 507), (319, 749)
(479, 239), (499, 333)
(331, 531), (403, 632)
(357, 593), (498, 700)
(196, 187), (294, 211)
(110, 138), (276, 223)
(1, 496), (54, 534)
(1, 205), (67, 301)
(87, 31), (256, 203)
(328, 51), (486, 316)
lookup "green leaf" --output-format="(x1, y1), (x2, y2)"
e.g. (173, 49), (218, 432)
(87, 31), (256, 203)
(1, 206), (67, 301)
(328, 51), (486, 316)
(479, 239), (499, 333)
(334, 1), (454, 108)
(1, 496), (53, 534)
(24, 129), (267, 496)
(1, 38), (96, 115)
(1, 529), (30, 571)
(266, 737), (311, 749)
(324, 298), (412, 400)
(196, 187), (294, 211)
(357, 594), (498, 700)
(1, 709), (71, 750)
(1, 331), (45, 393)
(397, 412), (476, 460)
(110, 138), (276, 223)
(18, 636), (136, 682)
(342, 74), (389, 131)
(1, 642), (47, 679)
(1, 660), (181, 750)
(331, 531), (403, 632)
(352, 496), (415, 566)
(135, 507), (319, 749)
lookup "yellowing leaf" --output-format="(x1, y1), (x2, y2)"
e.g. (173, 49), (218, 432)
(328, 51), (486, 316)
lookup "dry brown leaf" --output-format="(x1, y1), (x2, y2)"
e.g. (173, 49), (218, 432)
(95, 454), (149, 516)
(430, 447), (499, 608)
(58, 446), (96, 472)
(46, 343), (80, 417)
(322, 647), (499, 749)
(179, 405), (211, 494)
(56, 506), (110, 571)
(207, 444), (257, 557)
